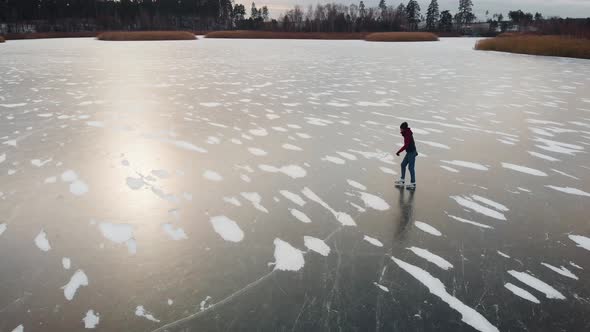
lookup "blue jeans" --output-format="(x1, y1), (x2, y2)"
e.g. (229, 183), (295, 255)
(401, 151), (417, 183)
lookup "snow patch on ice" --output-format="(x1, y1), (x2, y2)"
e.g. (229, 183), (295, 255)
(541, 263), (578, 280)
(347, 179), (367, 190)
(302, 187), (356, 226)
(363, 235), (383, 247)
(502, 163), (547, 176)
(258, 164), (306, 178)
(273, 238), (305, 271)
(98, 222), (136, 254)
(34, 229), (51, 252)
(210, 216), (244, 242)
(70, 180), (89, 196)
(415, 221), (442, 236)
(62, 269), (89, 301)
(359, 192), (390, 211)
(568, 234), (590, 251)
(303, 236), (330, 256)
(162, 223), (188, 240)
(447, 214), (493, 229)
(374, 282), (389, 292)
(62, 257), (71, 269)
(392, 257), (499, 332)
(441, 160), (488, 171)
(135, 305), (160, 322)
(450, 196), (506, 221)
(408, 247), (453, 270)
(240, 192), (268, 213)
(280, 190), (305, 206)
(83, 310), (100, 328)
(290, 209), (311, 223)
(203, 170), (223, 181)
(248, 147), (268, 156)
(508, 270), (565, 300)
(546, 186), (590, 197)
(504, 283), (540, 304)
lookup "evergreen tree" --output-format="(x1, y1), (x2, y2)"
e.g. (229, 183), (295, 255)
(425, 0), (439, 31)
(250, 2), (258, 20)
(439, 9), (453, 32)
(456, 0), (475, 28)
(378, 0), (387, 18)
(405, 0), (420, 31)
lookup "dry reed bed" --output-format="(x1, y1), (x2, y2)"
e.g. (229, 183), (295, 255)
(475, 35), (590, 59)
(365, 32), (439, 42)
(206, 30), (367, 40)
(97, 31), (196, 41)
(4, 32), (98, 40)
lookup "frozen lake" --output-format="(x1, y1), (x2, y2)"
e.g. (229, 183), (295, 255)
(1, 37), (589, 331)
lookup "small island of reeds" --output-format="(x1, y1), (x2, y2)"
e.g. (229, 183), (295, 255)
(475, 35), (590, 59)
(97, 31), (196, 41)
(365, 32), (439, 42)
(205, 31), (366, 40)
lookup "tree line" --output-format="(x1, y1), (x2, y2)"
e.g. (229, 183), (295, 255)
(1, 0), (589, 37)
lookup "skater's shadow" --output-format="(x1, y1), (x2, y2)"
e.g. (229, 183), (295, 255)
(394, 186), (415, 240)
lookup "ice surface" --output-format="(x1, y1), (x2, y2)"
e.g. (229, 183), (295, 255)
(363, 235), (383, 247)
(303, 236), (330, 256)
(407, 247), (453, 270)
(62, 269), (89, 301)
(0, 223), (6, 237)
(568, 234), (590, 251)
(83, 310), (100, 328)
(34, 229), (51, 252)
(273, 238), (305, 271)
(501, 163), (547, 176)
(210, 216), (244, 242)
(507, 270), (565, 300)
(414, 221), (442, 236)
(504, 283), (540, 304)
(392, 257), (499, 332)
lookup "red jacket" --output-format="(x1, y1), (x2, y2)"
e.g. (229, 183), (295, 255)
(397, 128), (416, 154)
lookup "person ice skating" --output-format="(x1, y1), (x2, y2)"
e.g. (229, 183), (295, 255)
(394, 122), (418, 189)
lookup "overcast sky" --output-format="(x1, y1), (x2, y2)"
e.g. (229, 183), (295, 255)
(242, 0), (590, 20)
